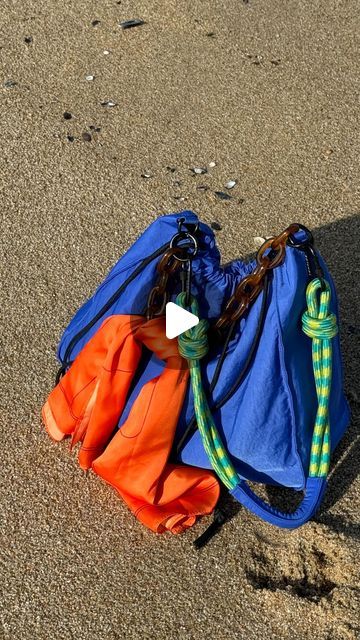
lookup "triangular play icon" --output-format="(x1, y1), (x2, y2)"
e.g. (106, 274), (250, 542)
(165, 302), (199, 340)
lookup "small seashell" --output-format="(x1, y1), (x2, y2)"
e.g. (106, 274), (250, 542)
(190, 167), (207, 175)
(208, 161), (216, 167)
(85, 74), (95, 81)
(225, 179), (236, 189)
(101, 100), (117, 107)
(254, 236), (273, 247)
(103, 50), (111, 55)
(4, 80), (17, 88)
(215, 191), (231, 200)
(120, 19), (145, 29)
(253, 236), (266, 248)
(141, 172), (152, 179)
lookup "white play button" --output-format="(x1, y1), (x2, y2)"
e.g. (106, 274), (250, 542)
(165, 302), (199, 339)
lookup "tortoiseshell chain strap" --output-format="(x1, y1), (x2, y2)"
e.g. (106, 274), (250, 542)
(215, 224), (300, 331)
(146, 248), (184, 320)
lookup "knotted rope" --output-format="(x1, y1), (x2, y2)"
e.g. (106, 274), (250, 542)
(177, 276), (338, 488)
(301, 278), (338, 477)
(177, 292), (239, 490)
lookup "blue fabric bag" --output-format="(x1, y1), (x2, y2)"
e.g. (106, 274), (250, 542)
(58, 212), (237, 365)
(57, 212), (350, 529)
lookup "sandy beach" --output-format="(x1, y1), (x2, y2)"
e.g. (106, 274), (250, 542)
(0, 1), (359, 638)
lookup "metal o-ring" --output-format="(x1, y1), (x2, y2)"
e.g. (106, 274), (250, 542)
(169, 232), (198, 261)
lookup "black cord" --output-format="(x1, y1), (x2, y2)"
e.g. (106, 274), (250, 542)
(213, 272), (271, 409)
(60, 241), (171, 368)
(193, 505), (228, 549)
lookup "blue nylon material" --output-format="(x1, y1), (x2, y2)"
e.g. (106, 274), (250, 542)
(58, 212), (350, 490)
(230, 476), (327, 528)
(58, 211), (251, 362)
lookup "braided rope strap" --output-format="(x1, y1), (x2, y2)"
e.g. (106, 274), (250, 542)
(301, 278), (338, 477)
(176, 293), (239, 491)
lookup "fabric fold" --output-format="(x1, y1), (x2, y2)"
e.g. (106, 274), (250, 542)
(42, 314), (219, 533)
(42, 315), (144, 469)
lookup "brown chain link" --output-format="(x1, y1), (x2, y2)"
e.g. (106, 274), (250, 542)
(215, 224), (300, 330)
(146, 247), (184, 319)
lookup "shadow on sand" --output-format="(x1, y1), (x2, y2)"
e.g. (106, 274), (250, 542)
(220, 213), (360, 541)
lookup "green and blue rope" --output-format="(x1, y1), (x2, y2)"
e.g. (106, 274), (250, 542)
(176, 292), (239, 491)
(177, 277), (338, 486)
(301, 278), (338, 476)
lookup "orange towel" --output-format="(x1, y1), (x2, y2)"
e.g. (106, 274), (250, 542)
(42, 315), (219, 533)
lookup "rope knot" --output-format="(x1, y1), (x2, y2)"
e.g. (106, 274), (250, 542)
(178, 320), (209, 361)
(176, 293), (209, 361)
(302, 311), (338, 340)
(301, 278), (338, 340)
(302, 278), (338, 478)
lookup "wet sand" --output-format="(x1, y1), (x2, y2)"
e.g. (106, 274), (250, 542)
(0, 1), (359, 638)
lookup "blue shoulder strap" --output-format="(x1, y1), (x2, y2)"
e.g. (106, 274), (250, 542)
(230, 476), (327, 528)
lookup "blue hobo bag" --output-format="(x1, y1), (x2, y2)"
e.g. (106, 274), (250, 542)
(56, 212), (350, 529)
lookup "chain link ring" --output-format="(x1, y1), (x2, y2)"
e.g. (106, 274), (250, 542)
(215, 223), (302, 331)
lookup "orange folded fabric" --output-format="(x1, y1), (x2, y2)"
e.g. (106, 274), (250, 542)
(42, 315), (219, 533)
(42, 315), (144, 469)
